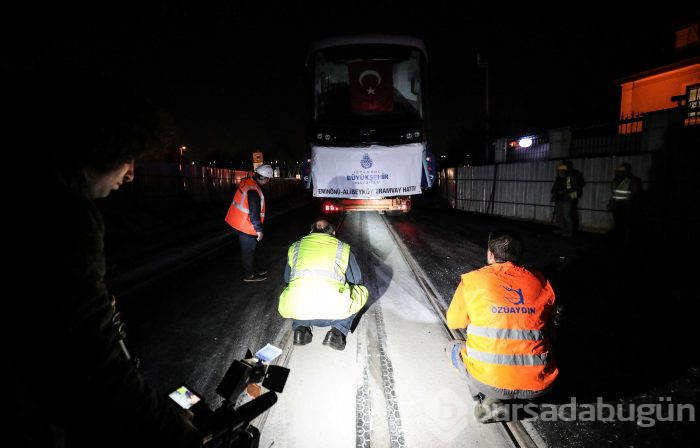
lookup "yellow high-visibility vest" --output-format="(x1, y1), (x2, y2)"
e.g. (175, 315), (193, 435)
(279, 233), (368, 320)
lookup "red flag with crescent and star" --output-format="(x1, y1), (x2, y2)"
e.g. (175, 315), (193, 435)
(349, 60), (394, 113)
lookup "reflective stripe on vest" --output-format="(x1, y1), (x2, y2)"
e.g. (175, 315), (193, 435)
(448, 262), (558, 392)
(290, 238), (345, 282)
(467, 325), (544, 341)
(612, 178), (632, 201)
(565, 176), (578, 200)
(231, 184), (266, 218)
(224, 177), (266, 235)
(466, 346), (549, 366)
(278, 233), (360, 320)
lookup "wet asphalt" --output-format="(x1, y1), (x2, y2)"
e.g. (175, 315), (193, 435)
(105, 192), (699, 447)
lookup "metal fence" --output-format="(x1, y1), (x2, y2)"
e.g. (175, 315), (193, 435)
(570, 120), (644, 157)
(496, 110), (691, 163)
(440, 156), (655, 231)
(105, 161), (302, 210)
(441, 109), (700, 238)
(505, 135), (550, 163)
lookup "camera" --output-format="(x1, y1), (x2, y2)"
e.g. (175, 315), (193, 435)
(168, 347), (290, 448)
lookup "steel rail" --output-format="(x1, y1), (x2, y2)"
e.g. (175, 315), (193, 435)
(380, 214), (539, 448)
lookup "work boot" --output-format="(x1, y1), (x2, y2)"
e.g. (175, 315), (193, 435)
(293, 326), (312, 346)
(255, 266), (268, 276)
(473, 396), (508, 423)
(322, 328), (346, 351)
(243, 273), (267, 282)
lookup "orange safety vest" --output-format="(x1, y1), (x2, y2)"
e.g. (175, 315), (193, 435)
(446, 262), (558, 393)
(224, 177), (266, 235)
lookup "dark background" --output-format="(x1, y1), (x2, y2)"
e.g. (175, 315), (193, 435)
(10, 1), (697, 165)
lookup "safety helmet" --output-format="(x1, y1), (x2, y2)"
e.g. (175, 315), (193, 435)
(255, 164), (274, 178)
(557, 164), (568, 171)
(615, 163), (630, 172)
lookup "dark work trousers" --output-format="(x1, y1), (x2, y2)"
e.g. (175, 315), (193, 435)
(612, 201), (636, 244)
(555, 200), (577, 237)
(292, 313), (357, 336)
(236, 230), (259, 276)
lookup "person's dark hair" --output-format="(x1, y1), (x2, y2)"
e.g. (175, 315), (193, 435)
(32, 70), (169, 174)
(487, 229), (523, 263)
(310, 218), (335, 235)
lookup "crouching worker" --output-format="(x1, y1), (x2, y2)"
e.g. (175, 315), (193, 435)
(278, 218), (369, 351)
(446, 230), (558, 422)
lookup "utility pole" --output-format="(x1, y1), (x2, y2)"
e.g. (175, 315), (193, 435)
(477, 53), (490, 163)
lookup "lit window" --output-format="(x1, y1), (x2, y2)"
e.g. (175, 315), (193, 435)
(687, 84), (699, 126)
(675, 24), (699, 49)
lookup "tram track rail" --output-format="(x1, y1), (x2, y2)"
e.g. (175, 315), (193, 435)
(380, 214), (540, 448)
(261, 211), (540, 447)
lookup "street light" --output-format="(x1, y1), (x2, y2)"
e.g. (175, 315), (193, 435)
(518, 137), (533, 148)
(179, 146), (187, 156)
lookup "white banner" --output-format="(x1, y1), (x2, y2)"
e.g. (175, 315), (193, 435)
(312, 143), (424, 198)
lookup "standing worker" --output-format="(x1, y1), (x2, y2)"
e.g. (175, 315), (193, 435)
(550, 160), (584, 237)
(17, 72), (202, 447)
(278, 218), (369, 351)
(225, 164), (274, 282)
(608, 162), (642, 244)
(446, 230), (558, 422)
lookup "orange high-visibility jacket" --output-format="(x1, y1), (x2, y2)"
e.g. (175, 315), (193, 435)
(224, 177), (266, 235)
(447, 262), (558, 393)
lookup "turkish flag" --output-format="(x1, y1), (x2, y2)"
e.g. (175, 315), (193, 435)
(349, 61), (394, 113)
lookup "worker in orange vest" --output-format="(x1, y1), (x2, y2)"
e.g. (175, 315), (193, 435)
(225, 164), (273, 282)
(446, 229), (558, 422)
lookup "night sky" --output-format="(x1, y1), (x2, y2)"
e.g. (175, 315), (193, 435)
(12, 1), (696, 165)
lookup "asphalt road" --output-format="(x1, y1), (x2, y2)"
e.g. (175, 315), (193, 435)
(115, 202), (318, 407)
(112, 194), (699, 447)
(386, 196), (700, 447)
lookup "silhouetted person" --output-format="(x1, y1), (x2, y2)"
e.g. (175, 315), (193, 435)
(15, 72), (202, 448)
(608, 162), (643, 244)
(550, 160), (584, 237)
